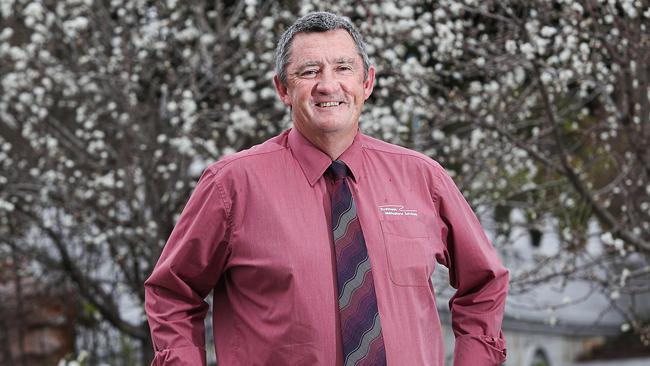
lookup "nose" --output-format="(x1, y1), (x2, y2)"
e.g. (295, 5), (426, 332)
(314, 69), (339, 95)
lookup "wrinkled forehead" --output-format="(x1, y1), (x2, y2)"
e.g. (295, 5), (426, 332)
(287, 30), (361, 67)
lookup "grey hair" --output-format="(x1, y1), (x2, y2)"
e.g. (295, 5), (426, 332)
(274, 12), (371, 87)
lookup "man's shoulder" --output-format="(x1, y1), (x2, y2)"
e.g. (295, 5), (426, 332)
(359, 133), (443, 171)
(204, 131), (290, 176)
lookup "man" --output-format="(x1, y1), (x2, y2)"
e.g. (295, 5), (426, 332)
(145, 12), (508, 366)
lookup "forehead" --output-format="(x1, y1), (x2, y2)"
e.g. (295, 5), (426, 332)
(288, 29), (360, 66)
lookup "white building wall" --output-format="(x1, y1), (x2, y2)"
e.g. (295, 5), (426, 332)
(501, 330), (602, 366)
(440, 323), (606, 366)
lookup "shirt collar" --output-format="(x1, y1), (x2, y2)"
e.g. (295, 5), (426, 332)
(288, 128), (364, 186)
(336, 131), (363, 183)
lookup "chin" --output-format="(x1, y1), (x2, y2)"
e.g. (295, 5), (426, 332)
(315, 120), (352, 132)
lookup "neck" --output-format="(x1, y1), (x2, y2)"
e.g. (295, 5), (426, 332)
(299, 129), (356, 160)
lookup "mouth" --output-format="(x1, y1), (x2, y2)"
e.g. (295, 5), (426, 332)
(315, 101), (343, 108)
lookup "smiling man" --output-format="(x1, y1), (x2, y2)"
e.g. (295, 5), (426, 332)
(144, 12), (508, 366)
(274, 28), (373, 160)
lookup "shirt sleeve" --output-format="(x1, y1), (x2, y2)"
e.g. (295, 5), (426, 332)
(144, 169), (231, 366)
(433, 167), (509, 366)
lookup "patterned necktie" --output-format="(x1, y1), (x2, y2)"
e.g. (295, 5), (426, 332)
(328, 160), (387, 366)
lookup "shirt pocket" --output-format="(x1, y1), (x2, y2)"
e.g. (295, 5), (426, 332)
(380, 218), (432, 287)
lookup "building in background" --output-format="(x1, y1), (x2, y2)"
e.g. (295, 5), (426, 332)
(434, 210), (650, 366)
(0, 271), (77, 366)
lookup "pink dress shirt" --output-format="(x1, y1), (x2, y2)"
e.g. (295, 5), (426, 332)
(144, 128), (509, 365)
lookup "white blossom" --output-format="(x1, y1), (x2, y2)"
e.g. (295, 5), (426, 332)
(0, 199), (15, 212)
(520, 42), (535, 59)
(540, 26), (557, 37)
(24, 2), (45, 21)
(62, 17), (89, 38)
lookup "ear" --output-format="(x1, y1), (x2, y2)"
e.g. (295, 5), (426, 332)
(363, 65), (376, 101)
(273, 75), (292, 107)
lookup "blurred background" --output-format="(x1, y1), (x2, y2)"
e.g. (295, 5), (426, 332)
(1, 0), (649, 365)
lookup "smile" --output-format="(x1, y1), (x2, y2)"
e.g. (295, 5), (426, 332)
(316, 101), (341, 107)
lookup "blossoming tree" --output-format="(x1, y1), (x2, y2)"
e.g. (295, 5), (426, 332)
(1, 0), (648, 363)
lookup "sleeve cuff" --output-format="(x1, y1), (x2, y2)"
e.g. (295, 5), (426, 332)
(151, 346), (207, 366)
(454, 334), (507, 366)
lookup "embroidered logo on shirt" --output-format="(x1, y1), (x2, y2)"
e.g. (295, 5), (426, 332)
(378, 205), (418, 217)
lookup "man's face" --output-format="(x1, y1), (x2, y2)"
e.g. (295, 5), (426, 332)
(274, 29), (375, 144)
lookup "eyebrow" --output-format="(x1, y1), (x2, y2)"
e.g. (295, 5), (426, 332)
(334, 57), (356, 65)
(298, 61), (321, 69)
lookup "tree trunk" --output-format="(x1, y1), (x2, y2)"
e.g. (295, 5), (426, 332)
(140, 323), (154, 366)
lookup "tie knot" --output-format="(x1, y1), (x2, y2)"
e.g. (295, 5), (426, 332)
(328, 160), (349, 180)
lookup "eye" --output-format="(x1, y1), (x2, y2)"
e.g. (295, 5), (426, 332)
(300, 69), (318, 77)
(337, 65), (353, 72)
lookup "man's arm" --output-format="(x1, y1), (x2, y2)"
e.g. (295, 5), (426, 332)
(144, 169), (231, 366)
(434, 167), (509, 366)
